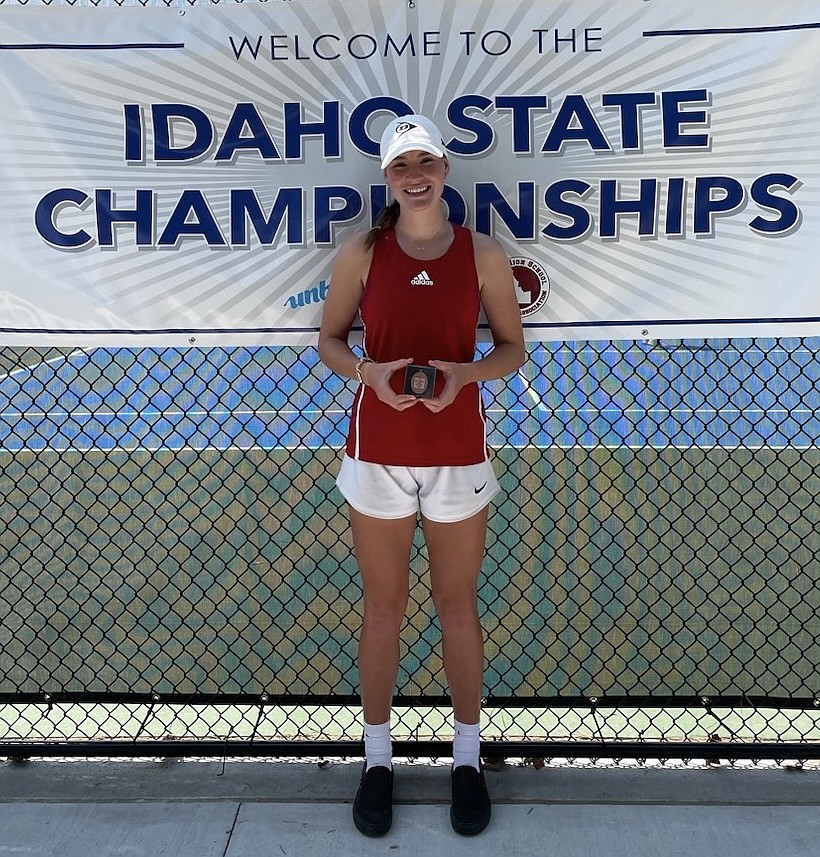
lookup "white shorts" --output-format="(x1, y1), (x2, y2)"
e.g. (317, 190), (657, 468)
(336, 454), (500, 523)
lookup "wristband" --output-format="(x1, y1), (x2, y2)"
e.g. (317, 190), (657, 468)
(355, 357), (374, 385)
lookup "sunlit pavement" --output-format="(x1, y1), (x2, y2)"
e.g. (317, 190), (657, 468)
(2, 759), (820, 856)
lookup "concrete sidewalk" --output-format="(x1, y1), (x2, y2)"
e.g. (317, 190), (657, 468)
(2, 759), (819, 856)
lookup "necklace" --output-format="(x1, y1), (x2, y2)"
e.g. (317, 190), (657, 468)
(399, 222), (449, 251)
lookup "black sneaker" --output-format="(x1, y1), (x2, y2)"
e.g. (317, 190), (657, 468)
(353, 763), (394, 836)
(450, 764), (491, 835)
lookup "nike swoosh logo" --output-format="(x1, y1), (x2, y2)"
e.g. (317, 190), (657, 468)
(474, 483), (487, 494)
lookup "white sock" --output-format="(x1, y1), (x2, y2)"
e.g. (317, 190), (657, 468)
(453, 718), (481, 770)
(364, 720), (392, 770)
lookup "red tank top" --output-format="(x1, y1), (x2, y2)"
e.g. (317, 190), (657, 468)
(345, 224), (488, 466)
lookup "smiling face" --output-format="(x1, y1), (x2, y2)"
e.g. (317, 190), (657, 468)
(384, 149), (449, 211)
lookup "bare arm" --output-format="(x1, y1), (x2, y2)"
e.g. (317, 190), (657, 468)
(317, 232), (368, 377)
(424, 231), (525, 412)
(318, 233), (418, 411)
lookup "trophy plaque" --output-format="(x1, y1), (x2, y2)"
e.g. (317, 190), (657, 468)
(403, 364), (436, 398)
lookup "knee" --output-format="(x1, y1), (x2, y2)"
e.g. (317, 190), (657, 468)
(432, 591), (479, 633)
(362, 592), (408, 636)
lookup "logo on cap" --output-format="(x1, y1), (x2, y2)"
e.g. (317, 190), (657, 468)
(395, 122), (415, 136)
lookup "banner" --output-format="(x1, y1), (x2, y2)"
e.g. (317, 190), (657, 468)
(1, 0), (819, 345)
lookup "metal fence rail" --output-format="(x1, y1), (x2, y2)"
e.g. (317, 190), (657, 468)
(1, 338), (819, 760)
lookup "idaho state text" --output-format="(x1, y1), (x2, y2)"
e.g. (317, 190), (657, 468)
(34, 93), (801, 247)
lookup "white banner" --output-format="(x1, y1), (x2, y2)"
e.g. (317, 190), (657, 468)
(1, 0), (819, 345)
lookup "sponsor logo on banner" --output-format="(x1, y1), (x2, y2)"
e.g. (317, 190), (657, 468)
(284, 279), (329, 310)
(510, 257), (550, 318)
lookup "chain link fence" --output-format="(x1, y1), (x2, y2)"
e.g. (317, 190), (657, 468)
(1, 338), (818, 760)
(1, 0), (818, 761)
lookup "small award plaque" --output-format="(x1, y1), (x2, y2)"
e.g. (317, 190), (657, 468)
(403, 364), (436, 398)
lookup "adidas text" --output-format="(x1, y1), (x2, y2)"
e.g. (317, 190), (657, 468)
(411, 270), (434, 286)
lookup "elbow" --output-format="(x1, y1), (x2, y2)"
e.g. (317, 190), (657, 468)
(509, 340), (526, 372)
(318, 332), (347, 372)
(317, 330), (335, 366)
(317, 336), (335, 371)
(492, 339), (526, 374)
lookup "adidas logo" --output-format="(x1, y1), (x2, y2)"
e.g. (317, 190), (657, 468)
(411, 269), (434, 286)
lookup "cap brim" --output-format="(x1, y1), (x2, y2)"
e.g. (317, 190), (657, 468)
(380, 141), (446, 169)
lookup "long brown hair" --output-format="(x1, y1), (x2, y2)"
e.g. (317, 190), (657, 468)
(363, 200), (400, 251)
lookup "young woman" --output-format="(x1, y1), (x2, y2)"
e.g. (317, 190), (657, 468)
(318, 114), (525, 837)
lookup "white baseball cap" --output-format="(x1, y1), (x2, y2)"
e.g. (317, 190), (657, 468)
(379, 114), (446, 169)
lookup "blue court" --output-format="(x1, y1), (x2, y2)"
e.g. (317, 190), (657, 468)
(1, 339), (818, 453)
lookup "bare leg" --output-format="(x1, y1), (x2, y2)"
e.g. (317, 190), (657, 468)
(349, 507), (417, 725)
(422, 506), (489, 724)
